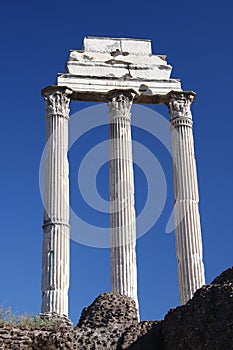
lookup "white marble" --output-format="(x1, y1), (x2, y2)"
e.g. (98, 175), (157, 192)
(108, 91), (138, 309)
(67, 50), (172, 80)
(41, 37), (206, 316)
(57, 37), (181, 102)
(57, 76), (181, 102)
(83, 37), (152, 55)
(167, 91), (205, 304)
(41, 86), (72, 316)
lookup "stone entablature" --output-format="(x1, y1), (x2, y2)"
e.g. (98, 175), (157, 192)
(57, 37), (181, 103)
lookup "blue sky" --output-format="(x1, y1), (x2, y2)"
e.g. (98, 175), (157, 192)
(0, 0), (232, 324)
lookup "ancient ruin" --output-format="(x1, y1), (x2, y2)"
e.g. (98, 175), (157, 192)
(41, 37), (205, 317)
(1, 267), (233, 349)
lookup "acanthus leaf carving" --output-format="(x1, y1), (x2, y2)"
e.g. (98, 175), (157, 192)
(107, 90), (136, 122)
(167, 92), (195, 121)
(108, 94), (132, 122)
(44, 89), (72, 119)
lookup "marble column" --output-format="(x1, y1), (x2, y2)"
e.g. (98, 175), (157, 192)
(167, 91), (205, 304)
(41, 86), (72, 316)
(107, 90), (138, 309)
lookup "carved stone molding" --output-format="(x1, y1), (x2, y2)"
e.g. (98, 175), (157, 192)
(167, 91), (195, 124)
(107, 90), (137, 122)
(171, 116), (193, 128)
(42, 86), (73, 119)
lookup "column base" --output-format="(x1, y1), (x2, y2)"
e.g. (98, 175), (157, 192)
(41, 289), (69, 317)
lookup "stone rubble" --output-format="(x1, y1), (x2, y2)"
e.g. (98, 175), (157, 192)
(0, 267), (232, 349)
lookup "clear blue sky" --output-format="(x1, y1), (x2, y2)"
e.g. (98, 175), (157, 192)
(0, 0), (232, 324)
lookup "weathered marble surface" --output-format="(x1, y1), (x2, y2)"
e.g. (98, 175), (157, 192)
(167, 91), (205, 304)
(108, 91), (138, 309)
(41, 86), (72, 316)
(41, 36), (205, 319)
(82, 37), (152, 55)
(57, 37), (181, 102)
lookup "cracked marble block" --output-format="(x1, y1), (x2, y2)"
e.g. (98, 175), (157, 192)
(57, 36), (181, 102)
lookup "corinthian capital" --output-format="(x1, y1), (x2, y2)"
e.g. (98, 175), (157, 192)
(167, 91), (195, 121)
(107, 89), (137, 122)
(42, 86), (73, 119)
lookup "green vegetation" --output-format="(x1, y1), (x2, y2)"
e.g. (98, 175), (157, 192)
(0, 307), (56, 327)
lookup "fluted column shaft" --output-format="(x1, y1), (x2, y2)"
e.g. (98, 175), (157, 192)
(108, 91), (138, 309)
(167, 91), (205, 304)
(41, 86), (72, 316)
